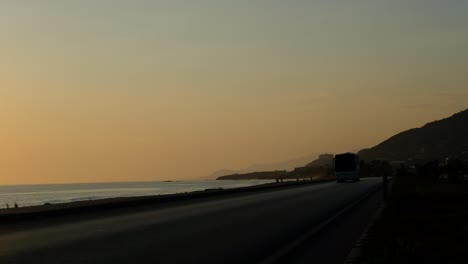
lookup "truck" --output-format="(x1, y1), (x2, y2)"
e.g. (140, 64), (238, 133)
(334, 153), (360, 182)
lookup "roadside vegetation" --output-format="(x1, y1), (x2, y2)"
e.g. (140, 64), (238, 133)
(358, 161), (468, 264)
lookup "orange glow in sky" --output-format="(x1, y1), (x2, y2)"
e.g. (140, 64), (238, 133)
(1, 1), (467, 184)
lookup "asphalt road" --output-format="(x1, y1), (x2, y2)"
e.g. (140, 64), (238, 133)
(0, 178), (383, 264)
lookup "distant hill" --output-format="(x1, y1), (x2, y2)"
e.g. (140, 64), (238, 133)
(216, 154), (335, 180)
(306, 154), (334, 167)
(217, 171), (287, 180)
(359, 109), (468, 163)
(209, 154), (318, 179)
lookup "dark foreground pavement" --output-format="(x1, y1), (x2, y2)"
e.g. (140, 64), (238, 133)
(0, 178), (382, 264)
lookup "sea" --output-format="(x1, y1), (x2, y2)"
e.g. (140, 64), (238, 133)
(0, 180), (274, 209)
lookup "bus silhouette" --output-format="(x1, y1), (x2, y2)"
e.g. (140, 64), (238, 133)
(335, 153), (360, 182)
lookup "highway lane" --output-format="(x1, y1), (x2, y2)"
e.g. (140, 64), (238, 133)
(0, 178), (382, 264)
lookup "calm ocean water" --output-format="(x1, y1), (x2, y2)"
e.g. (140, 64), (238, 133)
(0, 180), (273, 208)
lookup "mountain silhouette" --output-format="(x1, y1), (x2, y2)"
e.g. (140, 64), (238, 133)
(210, 154), (318, 179)
(216, 154), (335, 180)
(305, 154), (334, 167)
(359, 109), (468, 163)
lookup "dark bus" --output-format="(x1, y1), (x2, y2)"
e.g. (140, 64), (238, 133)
(334, 153), (360, 182)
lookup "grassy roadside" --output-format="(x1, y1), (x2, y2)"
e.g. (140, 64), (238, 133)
(358, 174), (468, 264)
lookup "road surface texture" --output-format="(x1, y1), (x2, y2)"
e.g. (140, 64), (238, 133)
(0, 178), (382, 264)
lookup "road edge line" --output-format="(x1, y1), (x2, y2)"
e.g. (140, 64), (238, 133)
(344, 177), (394, 263)
(259, 182), (383, 264)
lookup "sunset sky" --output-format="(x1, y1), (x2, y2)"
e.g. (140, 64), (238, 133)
(1, 1), (468, 185)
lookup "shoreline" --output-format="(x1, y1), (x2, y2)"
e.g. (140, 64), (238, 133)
(0, 179), (334, 224)
(0, 179), (274, 209)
